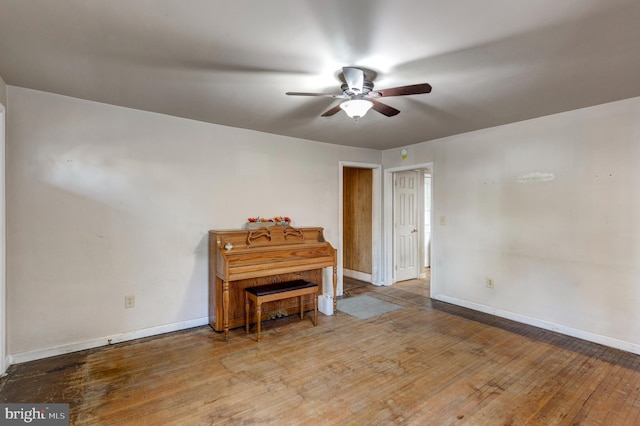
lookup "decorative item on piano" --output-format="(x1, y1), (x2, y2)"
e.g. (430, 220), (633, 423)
(246, 216), (292, 229)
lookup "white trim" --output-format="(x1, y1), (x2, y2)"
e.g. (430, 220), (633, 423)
(433, 294), (640, 356)
(343, 268), (373, 284)
(9, 317), (209, 365)
(0, 109), (6, 376)
(1, 356), (8, 378)
(338, 162), (383, 293)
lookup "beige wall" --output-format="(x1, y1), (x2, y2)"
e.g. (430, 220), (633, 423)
(6, 86), (381, 360)
(7, 81), (640, 362)
(383, 96), (640, 354)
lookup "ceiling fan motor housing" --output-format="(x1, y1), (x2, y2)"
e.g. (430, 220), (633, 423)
(341, 80), (374, 97)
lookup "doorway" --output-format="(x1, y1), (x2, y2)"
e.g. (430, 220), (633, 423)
(339, 162), (382, 294)
(384, 162), (434, 287)
(343, 167), (373, 282)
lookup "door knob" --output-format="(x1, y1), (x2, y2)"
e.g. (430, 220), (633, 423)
(411, 228), (418, 233)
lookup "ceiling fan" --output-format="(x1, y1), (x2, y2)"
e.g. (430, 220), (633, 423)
(286, 66), (432, 120)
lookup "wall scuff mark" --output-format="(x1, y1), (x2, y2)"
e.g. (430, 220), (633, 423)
(517, 172), (555, 183)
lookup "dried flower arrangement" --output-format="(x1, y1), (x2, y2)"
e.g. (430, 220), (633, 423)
(246, 216), (292, 229)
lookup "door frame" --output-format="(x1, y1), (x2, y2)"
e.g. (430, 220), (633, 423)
(384, 162), (434, 286)
(338, 161), (382, 293)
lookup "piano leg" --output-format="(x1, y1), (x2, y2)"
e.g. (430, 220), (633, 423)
(256, 300), (262, 341)
(245, 292), (250, 335)
(223, 280), (230, 341)
(299, 296), (303, 320)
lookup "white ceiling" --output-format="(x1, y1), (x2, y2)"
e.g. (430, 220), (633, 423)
(1, 0), (639, 150)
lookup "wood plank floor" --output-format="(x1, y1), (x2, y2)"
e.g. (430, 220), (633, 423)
(2, 276), (640, 425)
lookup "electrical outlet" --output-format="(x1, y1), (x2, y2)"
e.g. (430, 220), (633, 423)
(486, 278), (494, 289)
(440, 215), (446, 225)
(125, 294), (135, 309)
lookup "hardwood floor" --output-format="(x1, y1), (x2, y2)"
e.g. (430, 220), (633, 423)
(2, 277), (640, 425)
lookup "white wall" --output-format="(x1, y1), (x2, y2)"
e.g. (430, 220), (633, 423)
(383, 96), (640, 353)
(6, 86), (381, 361)
(0, 74), (7, 375)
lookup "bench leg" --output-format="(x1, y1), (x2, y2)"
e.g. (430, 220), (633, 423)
(256, 302), (262, 342)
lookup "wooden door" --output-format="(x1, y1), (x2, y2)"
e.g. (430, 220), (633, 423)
(343, 167), (372, 275)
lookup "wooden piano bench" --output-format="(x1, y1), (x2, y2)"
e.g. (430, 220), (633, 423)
(244, 280), (318, 342)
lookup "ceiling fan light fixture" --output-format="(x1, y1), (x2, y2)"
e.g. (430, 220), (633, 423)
(340, 99), (373, 119)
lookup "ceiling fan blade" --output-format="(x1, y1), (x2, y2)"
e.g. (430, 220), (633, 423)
(371, 83), (432, 98)
(286, 92), (344, 98)
(371, 99), (400, 117)
(343, 67), (365, 93)
(321, 104), (343, 117)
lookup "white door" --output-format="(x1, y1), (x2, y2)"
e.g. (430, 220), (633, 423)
(394, 170), (419, 281)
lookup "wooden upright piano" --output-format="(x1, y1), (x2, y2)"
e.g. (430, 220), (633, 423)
(209, 226), (337, 340)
